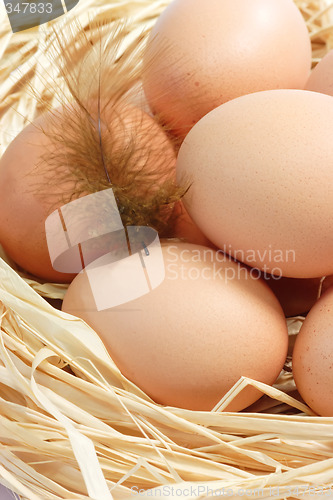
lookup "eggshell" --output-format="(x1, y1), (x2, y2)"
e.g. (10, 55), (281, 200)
(292, 286), (333, 416)
(170, 201), (214, 247)
(305, 49), (333, 96)
(264, 276), (333, 318)
(176, 89), (333, 278)
(62, 241), (288, 412)
(143, 0), (311, 136)
(0, 103), (176, 282)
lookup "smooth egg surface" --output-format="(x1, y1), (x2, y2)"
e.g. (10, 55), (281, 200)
(305, 49), (333, 96)
(292, 286), (333, 416)
(176, 89), (333, 278)
(170, 201), (214, 247)
(62, 241), (288, 412)
(264, 275), (333, 318)
(143, 0), (311, 137)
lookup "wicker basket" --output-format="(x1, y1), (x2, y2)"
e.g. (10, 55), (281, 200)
(1, 1), (333, 499)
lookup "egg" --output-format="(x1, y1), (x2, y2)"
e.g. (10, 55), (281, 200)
(62, 241), (288, 411)
(0, 101), (177, 282)
(264, 275), (333, 318)
(305, 49), (333, 96)
(292, 286), (333, 416)
(176, 89), (333, 278)
(170, 201), (214, 247)
(143, 0), (311, 137)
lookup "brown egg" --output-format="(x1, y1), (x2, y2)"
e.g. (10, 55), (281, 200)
(305, 49), (333, 96)
(170, 200), (214, 247)
(143, 0), (311, 137)
(264, 275), (333, 318)
(0, 102), (176, 282)
(176, 89), (333, 278)
(292, 286), (333, 416)
(62, 241), (288, 411)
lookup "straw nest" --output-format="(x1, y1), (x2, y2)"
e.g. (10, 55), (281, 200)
(1, 1), (333, 499)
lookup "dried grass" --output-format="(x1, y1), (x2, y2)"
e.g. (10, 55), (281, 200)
(0, 1), (333, 499)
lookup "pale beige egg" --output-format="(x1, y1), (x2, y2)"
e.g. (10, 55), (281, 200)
(62, 241), (288, 412)
(292, 286), (333, 416)
(176, 89), (333, 278)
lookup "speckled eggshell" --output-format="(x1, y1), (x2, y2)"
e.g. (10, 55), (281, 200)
(305, 49), (333, 96)
(176, 89), (333, 278)
(292, 286), (333, 416)
(62, 241), (288, 412)
(143, 0), (311, 136)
